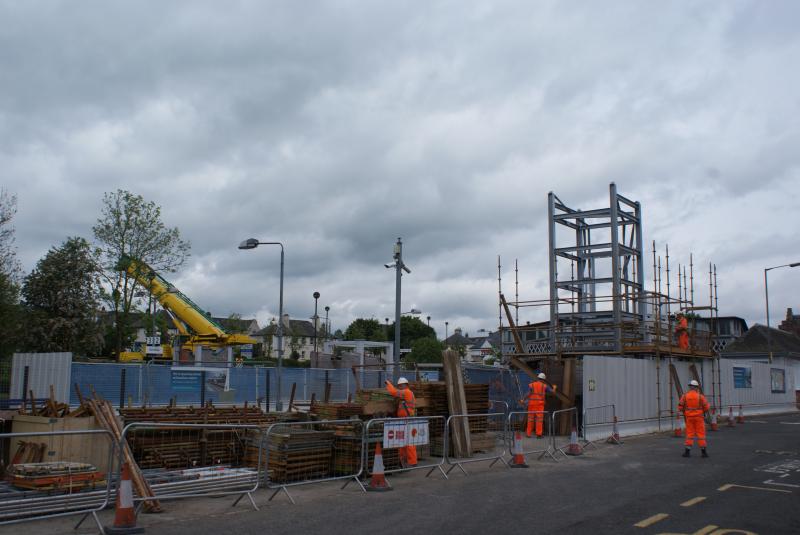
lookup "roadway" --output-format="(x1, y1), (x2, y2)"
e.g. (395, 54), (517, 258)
(21, 411), (800, 535)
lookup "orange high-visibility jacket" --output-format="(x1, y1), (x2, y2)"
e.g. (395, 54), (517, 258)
(678, 390), (709, 418)
(527, 381), (549, 404)
(675, 316), (688, 332)
(386, 382), (416, 417)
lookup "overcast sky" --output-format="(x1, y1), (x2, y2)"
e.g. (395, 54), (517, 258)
(2, 1), (798, 338)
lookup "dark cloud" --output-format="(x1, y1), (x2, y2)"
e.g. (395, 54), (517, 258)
(2, 1), (799, 337)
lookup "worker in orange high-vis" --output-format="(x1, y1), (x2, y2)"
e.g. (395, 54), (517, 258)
(675, 313), (689, 350)
(385, 377), (418, 467)
(521, 373), (556, 438)
(678, 379), (710, 458)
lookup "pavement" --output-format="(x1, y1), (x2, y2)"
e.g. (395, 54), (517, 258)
(10, 411), (800, 535)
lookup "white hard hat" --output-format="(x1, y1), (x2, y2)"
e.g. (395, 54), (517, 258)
(538, 373), (546, 380)
(397, 377), (409, 385)
(689, 380), (699, 387)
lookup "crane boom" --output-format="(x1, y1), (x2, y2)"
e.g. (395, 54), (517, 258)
(119, 255), (256, 347)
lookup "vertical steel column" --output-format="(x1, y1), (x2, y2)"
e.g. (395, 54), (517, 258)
(635, 200), (645, 339)
(547, 192), (558, 352)
(609, 183), (622, 352)
(200, 370), (206, 406)
(119, 368), (126, 408)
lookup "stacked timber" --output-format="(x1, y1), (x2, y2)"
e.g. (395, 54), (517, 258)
(119, 405), (278, 425)
(310, 402), (364, 420)
(7, 462), (105, 492)
(267, 427), (335, 483)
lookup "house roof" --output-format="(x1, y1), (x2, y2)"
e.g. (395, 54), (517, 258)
(212, 317), (259, 334)
(445, 330), (501, 349)
(256, 318), (317, 338)
(722, 324), (800, 355)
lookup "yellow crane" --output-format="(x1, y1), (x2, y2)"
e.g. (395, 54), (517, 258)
(118, 255), (256, 362)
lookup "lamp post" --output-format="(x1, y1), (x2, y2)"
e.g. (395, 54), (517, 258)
(427, 315), (431, 327)
(385, 237), (411, 363)
(764, 262), (800, 362)
(324, 306), (330, 340)
(445, 321), (449, 346)
(239, 238), (285, 411)
(313, 291), (320, 358)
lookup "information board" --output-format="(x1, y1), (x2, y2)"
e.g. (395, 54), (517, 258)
(171, 370), (203, 392)
(383, 419), (429, 448)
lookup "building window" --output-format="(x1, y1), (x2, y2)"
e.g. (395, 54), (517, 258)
(770, 369), (786, 393)
(733, 367), (751, 389)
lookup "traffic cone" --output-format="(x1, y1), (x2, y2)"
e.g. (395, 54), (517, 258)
(509, 431), (529, 468)
(366, 443), (392, 492)
(710, 409), (719, 431)
(566, 426), (583, 456)
(736, 404), (745, 424)
(606, 416), (621, 445)
(104, 462), (145, 534)
(673, 413), (683, 438)
(727, 406), (735, 428)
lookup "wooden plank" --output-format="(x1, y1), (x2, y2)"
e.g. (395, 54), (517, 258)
(669, 363), (684, 399)
(443, 350), (471, 458)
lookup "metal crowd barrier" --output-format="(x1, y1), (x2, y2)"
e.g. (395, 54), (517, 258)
(363, 416), (448, 483)
(488, 400), (510, 416)
(264, 419), (366, 504)
(582, 404), (617, 449)
(0, 429), (115, 533)
(119, 422), (264, 511)
(551, 407), (578, 459)
(506, 410), (557, 462)
(445, 413), (509, 475)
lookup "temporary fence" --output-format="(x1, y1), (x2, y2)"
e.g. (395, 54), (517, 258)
(582, 404), (617, 448)
(445, 413), (509, 475)
(119, 422), (264, 510)
(0, 429), (115, 533)
(363, 416), (448, 481)
(506, 410), (557, 462)
(489, 400), (510, 416)
(551, 408), (579, 459)
(263, 419), (366, 504)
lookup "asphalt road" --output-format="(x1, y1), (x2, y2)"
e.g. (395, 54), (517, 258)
(15, 411), (800, 535)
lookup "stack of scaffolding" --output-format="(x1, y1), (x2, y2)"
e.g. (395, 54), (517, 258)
(266, 427), (335, 483)
(309, 402), (364, 420)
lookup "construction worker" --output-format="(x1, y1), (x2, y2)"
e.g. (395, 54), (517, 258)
(521, 373), (556, 438)
(678, 379), (710, 458)
(385, 377), (418, 467)
(675, 313), (689, 350)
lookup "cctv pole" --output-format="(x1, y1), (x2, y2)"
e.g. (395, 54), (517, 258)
(394, 238), (402, 363)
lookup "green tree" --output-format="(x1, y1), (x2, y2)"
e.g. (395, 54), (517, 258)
(21, 237), (104, 356)
(0, 189), (20, 359)
(93, 190), (190, 359)
(344, 318), (388, 341)
(406, 337), (444, 364)
(388, 316), (436, 349)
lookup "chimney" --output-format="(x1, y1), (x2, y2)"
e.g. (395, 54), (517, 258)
(282, 314), (291, 330)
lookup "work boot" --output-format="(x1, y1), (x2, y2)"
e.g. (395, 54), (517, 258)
(682, 448), (690, 458)
(536, 435), (543, 439)
(701, 449), (709, 458)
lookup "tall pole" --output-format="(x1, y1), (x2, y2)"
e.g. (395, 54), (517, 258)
(313, 291), (320, 358)
(325, 306), (330, 340)
(277, 245), (284, 411)
(394, 239), (402, 362)
(765, 268), (771, 362)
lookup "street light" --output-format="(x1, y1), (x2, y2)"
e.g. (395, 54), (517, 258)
(324, 306), (330, 340)
(385, 237), (411, 363)
(402, 309), (422, 315)
(427, 315), (431, 327)
(764, 262), (800, 362)
(313, 291), (320, 358)
(239, 238), (285, 411)
(445, 321), (449, 346)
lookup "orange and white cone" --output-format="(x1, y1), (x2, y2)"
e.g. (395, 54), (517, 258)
(727, 406), (736, 428)
(736, 404), (745, 424)
(673, 413), (683, 438)
(606, 416), (621, 445)
(509, 431), (529, 468)
(366, 443), (392, 492)
(566, 426), (583, 456)
(104, 462), (145, 534)
(710, 409), (719, 431)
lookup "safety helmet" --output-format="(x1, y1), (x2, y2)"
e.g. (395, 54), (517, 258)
(538, 373), (546, 380)
(397, 377), (409, 385)
(689, 379), (699, 387)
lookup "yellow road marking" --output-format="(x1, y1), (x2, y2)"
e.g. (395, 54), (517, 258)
(680, 496), (707, 507)
(635, 513), (669, 528)
(718, 483), (790, 493)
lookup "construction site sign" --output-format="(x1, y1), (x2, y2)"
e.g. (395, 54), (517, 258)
(383, 419), (429, 448)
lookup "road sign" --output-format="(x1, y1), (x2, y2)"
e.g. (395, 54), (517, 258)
(383, 419), (429, 448)
(146, 336), (162, 356)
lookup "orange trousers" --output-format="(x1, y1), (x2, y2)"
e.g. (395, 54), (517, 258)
(684, 416), (706, 447)
(526, 403), (545, 437)
(398, 445), (417, 466)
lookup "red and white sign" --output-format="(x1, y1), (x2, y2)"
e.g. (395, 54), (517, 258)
(383, 419), (429, 448)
